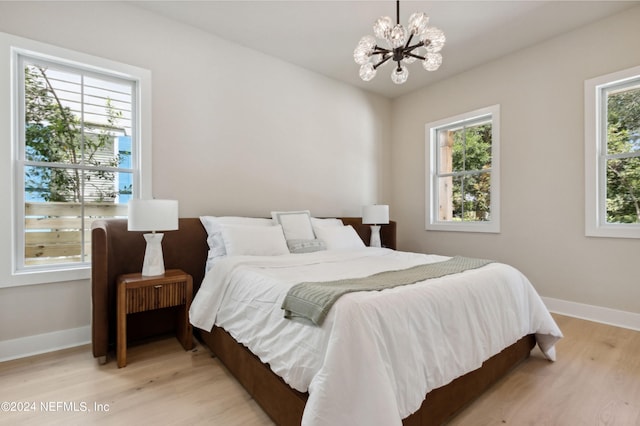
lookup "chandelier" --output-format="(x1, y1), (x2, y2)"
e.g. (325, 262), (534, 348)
(354, 1), (446, 84)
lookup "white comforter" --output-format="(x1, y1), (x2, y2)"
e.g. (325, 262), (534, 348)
(189, 248), (562, 426)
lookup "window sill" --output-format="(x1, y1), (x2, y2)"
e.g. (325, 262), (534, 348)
(585, 224), (640, 239)
(426, 221), (500, 233)
(1, 265), (90, 288)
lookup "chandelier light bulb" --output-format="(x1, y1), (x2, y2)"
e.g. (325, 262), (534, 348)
(422, 27), (446, 53)
(359, 62), (377, 81)
(422, 52), (442, 71)
(358, 35), (377, 50)
(391, 65), (409, 84)
(389, 24), (407, 49)
(354, 45), (371, 65)
(354, 35), (378, 65)
(373, 16), (394, 40)
(355, 1), (445, 84)
(408, 12), (429, 35)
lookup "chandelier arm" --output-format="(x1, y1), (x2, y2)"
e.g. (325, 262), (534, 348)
(405, 52), (426, 61)
(373, 46), (391, 55)
(373, 55), (393, 70)
(404, 33), (414, 49)
(404, 41), (425, 52)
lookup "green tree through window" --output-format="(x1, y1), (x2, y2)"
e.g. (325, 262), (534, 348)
(24, 65), (124, 203)
(19, 56), (136, 268)
(449, 123), (492, 221)
(606, 85), (640, 223)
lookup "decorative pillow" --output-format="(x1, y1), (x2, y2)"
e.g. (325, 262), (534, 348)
(314, 225), (366, 250)
(220, 224), (289, 257)
(200, 216), (274, 271)
(287, 239), (327, 254)
(271, 210), (315, 240)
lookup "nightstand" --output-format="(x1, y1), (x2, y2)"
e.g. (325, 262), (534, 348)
(116, 269), (193, 368)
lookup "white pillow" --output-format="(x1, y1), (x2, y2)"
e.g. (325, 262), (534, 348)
(271, 210), (315, 240)
(311, 217), (344, 229)
(220, 224), (289, 256)
(314, 225), (366, 250)
(200, 216), (274, 271)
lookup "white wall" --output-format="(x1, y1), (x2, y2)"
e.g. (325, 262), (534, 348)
(0, 1), (391, 359)
(391, 6), (640, 317)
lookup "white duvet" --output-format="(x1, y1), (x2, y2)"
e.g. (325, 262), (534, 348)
(189, 248), (562, 426)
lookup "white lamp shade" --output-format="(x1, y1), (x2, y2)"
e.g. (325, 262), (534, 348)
(362, 205), (389, 225)
(128, 199), (179, 232)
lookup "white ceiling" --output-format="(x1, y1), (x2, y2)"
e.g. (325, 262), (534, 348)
(132, 1), (637, 99)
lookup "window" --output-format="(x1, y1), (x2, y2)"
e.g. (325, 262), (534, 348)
(19, 57), (136, 271)
(0, 32), (151, 286)
(425, 105), (500, 233)
(585, 65), (640, 238)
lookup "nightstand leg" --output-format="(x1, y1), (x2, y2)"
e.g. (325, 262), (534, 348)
(117, 283), (127, 368)
(176, 277), (193, 351)
(176, 305), (193, 351)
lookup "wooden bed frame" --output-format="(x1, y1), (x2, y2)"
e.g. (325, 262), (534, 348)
(92, 217), (535, 425)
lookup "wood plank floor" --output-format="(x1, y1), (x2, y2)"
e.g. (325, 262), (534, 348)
(0, 314), (639, 425)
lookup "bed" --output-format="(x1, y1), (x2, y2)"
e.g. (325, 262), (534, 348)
(91, 216), (562, 426)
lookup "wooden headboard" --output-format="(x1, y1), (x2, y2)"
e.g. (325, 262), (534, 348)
(91, 217), (396, 361)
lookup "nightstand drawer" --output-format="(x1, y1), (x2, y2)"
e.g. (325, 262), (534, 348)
(126, 281), (188, 314)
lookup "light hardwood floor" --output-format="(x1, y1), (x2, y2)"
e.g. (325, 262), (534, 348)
(1, 314), (639, 425)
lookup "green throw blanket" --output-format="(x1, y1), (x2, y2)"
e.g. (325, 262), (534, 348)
(282, 256), (493, 326)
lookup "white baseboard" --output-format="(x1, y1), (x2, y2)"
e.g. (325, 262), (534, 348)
(0, 325), (90, 363)
(542, 297), (640, 332)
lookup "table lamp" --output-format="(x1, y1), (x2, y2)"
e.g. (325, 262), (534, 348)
(362, 204), (389, 248)
(127, 199), (179, 276)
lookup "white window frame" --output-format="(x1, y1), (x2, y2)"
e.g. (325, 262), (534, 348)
(585, 65), (640, 239)
(425, 105), (500, 233)
(0, 32), (152, 287)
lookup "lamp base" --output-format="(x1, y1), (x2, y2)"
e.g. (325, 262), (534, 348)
(369, 225), (382, 248)
(141, 233), (166, 276)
